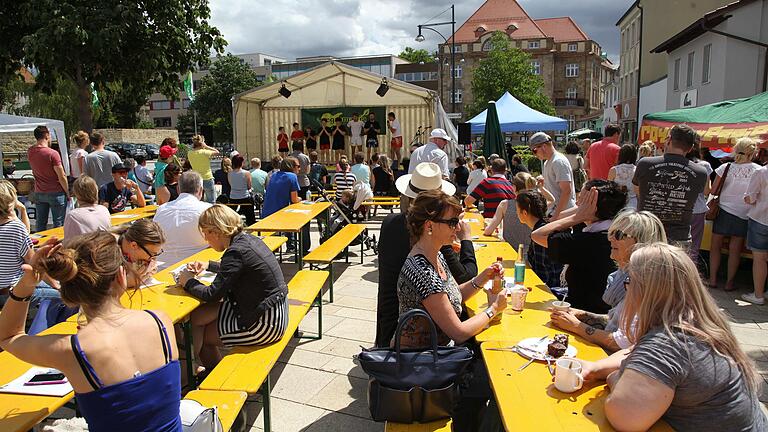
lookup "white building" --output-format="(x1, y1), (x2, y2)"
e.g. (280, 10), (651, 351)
(652, 0), (768, 110)
(602, 66), (621, 126)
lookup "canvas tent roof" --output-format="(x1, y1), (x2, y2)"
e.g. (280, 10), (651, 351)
(467, 92), (568, 133)
(234, 61), (465, 161)
(0, 113), (69, 177)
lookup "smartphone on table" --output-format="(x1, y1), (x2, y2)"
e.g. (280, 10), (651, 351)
(24, 370), (67, 386)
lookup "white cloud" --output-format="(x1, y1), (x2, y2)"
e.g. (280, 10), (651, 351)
(209, 0), (633, 64)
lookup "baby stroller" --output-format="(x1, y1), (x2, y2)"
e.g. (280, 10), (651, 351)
(313, 180), (378, 255)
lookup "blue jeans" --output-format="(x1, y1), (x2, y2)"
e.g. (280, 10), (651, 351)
(35, 191), (67, 232)
(203, 179), (216, 204)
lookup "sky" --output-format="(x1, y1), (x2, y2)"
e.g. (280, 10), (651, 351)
(208, 0), (635, 64)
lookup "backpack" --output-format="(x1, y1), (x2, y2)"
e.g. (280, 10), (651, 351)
(573, 156), (587, 191)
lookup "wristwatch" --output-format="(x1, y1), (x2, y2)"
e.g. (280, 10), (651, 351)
(8, 288), (32, 302)
(471, 278), (483, 290)
(484, 308), (495, 319)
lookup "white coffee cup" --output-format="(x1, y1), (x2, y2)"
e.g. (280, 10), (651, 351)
(554, 358), (584, 393)
(551, 300), (571, 313)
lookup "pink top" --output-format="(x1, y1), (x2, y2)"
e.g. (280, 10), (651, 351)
(28, 145), (64, 193)
(586, 138), (620, 180)
(63, 205), (112, 239)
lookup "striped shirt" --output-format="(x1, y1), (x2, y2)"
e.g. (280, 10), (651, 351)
(0, 219), (32, 288)
(470, 174), (515, 218)
(334, 172), (357, 199)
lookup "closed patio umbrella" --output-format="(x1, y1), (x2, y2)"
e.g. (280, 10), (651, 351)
(482, 101), (505, 159)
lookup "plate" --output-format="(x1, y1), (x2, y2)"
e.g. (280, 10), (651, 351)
(516, 336), (578, 361)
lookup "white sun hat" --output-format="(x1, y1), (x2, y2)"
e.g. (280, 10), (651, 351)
(429, 128), (452, 141)
(395, 162), (457, 199)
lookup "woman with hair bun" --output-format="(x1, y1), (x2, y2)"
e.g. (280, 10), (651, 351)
(0, 232), (182, 431)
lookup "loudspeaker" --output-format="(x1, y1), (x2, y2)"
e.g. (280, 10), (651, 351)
(458, 123), (471, 145)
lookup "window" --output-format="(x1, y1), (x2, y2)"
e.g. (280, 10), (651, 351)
(568, 43), (578, 52)
(151, 100), (171, 110)
(528, 40), (540, 49)
(631, 22), (636, 45)
(264, 59), (272, 66)
(686, 51), (695, 87)
(566, 88), (577, 99)
(565, 63), (579, 77)
(568, 115), (576, 130)
(531, 60), (541, 75)
(452, 45), (462, 53)
(673, 58), (681, 91)
(452, 65), (462, 78)
(452, 90), (463, 103)
(153, 117), (171, 127)
(629, 72), (635, 96)
(702, 44), (711, 83)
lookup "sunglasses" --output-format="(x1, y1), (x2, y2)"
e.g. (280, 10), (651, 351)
(610, 229), (633, 241)
(138, 243), (163, 260)
(432, 217), (460, 229)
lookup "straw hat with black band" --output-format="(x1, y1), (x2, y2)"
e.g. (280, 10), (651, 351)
(395, 162), (456, 199)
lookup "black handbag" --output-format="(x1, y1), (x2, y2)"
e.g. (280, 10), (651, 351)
(357, 309), (474, 423)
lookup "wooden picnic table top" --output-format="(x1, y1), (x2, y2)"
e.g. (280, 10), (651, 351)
(32, 205), (158, 244)
(248, 201), (331, 233)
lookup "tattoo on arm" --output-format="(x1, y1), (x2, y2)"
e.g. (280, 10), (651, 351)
(580, 312), (608, 329)
(585, 325), (596, 336)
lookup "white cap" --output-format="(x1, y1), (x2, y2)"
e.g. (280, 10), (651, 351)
(429, 128), (452, 141)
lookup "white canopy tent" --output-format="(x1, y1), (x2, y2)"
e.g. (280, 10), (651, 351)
(0, 113), (69, 178)
(233, 61), (461, 161)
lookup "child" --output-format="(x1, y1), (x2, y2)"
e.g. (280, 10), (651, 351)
(304, 126), (317, 152)
(290, 122), (304, 146)
(347, 113), (364, 156)
(387, 112), (402, 166)
(318, 118), (332, 165)
(277, 126), (289, 157)
(332, 117), (347, 164)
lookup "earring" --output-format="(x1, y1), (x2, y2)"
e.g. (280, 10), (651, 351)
(428, 227), (433, 236)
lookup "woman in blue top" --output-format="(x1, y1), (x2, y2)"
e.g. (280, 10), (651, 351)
(0, 232), (181, 431)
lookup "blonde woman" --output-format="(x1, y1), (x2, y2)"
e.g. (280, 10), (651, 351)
(708, 137), (761, 291)
(484, 172), (552, 255)
(549, 209), (666, 352)
(638, 140), (656, 159)
(68, 130), (89, 179)
(579, 243), (766, 431)
(187, 135), (220, 203)
(177, 205), (288, 369)
(63, 176), (111, 238)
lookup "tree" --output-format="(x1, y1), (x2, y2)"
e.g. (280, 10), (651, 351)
(188, 54), (261, 143)
(398, 47), (437, 64)
(467, 32), (555, 117)
(1, 0), (226, 132)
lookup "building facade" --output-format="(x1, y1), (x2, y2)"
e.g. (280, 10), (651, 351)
(616, 6), (640, 141)
(271, 54), (406, 81)
(653, 0), (768, 110)
(601, 65), (621, 130)
(394, 63), (439, 92)
(434, 0), (614, 125)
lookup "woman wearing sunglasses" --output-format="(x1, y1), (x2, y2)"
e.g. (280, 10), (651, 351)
(112, 219), (166, 289)
(549, 209), (666, 352)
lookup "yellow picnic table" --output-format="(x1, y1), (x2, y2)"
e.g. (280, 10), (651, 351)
(462, 210), (502, 242)
(465, 242), (670, 431)
(32, 204), (159, 244)
(248, 201), (332, 267)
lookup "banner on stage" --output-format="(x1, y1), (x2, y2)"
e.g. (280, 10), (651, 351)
(639, 119), (768, 150)
(301, 106), (387, 133)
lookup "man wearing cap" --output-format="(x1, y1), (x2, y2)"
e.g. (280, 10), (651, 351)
(85, 132), (122, 188)
(376, 162), (478, 348)
(529, 132), (575, 219)
(99, 162), (146, 214)
(400, 128), (452, 211)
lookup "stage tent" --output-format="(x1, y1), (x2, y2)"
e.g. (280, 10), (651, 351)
(467, 91), (568, 134)
(233, 61), (463, 160)
(640, 91), (768, 149)
(0, 113), (69, 178)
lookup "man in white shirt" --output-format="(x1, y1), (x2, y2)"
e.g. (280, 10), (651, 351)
(529, 132), (575, 219)
(152, 171), (212, 270)
(347, 112), (365, 156)
(408, 128), (450, 178)
(387, 112), (403, 166)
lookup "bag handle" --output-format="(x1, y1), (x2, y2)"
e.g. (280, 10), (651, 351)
(393, 309), (439, 363)
(712, 163), (731, 197)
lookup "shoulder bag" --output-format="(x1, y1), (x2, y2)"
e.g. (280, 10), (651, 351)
(705, 163), (731, 221)
(357, 309), (474, 423)
(180, 399), (223, 432)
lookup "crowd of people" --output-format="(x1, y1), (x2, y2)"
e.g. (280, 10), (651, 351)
(1, 121), (766, 431)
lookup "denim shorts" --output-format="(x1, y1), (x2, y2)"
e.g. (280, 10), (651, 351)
(747, 218), (768, 252)
(712, 209), (748, 237)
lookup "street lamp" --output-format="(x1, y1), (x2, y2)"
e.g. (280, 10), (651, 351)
(415, 5), (458, 116)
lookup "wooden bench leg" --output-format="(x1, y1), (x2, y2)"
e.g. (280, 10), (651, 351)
(182, 319), (195, 390)
(328, 263), (334, 303)
(345, 246), (349, 264)
(361, 240), (364, 264)
(260, 375), (272, 432)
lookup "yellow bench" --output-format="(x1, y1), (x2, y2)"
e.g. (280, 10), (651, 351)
(199, 270), (329, 432)
(303, 223), (367, 302)
(184, 390), (247, 431)
(385, 420), (452, 431)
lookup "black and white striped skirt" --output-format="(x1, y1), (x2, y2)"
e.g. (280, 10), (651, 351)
(217, 297), (288, 347)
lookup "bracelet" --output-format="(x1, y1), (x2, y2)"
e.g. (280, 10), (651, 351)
(470, 278), (482, 290)
(484, 307), (495, 319)
(8, 288), (32, 302)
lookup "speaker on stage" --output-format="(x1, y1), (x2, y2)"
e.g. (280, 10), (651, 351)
(458, 123), (471, 145)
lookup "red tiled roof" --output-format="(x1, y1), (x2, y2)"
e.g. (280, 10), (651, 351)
(447, 0), (546, 43)
(534, 17), (590, 42)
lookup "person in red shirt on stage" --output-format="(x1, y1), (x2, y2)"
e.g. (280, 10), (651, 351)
(290, 122), (304, 146)
(277, 126), (289, 157)
(585, 123), (622, 180)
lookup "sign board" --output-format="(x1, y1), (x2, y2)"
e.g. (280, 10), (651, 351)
(445, 113), (463, 119)
(680, 89), (698, 108)
(300, 106), (387, 133)
(639, 118), (768, 149)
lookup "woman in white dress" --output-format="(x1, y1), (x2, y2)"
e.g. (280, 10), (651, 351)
(608, 144), (637, 209)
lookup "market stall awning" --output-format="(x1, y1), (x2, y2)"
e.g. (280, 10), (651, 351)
(467, 92), (567, 134)
(639, 91), (768, 149)
(0, 113), (69, 176)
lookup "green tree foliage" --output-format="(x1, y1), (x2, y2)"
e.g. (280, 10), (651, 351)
(188, 54), (261, 143)
(398, 47), (437, 64)
(468, 32), (554, 117)
(5, 77), (81, 139)
(1, 0), (226, 132)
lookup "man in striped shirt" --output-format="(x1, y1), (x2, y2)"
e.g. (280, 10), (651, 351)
(464, 158), (515, 218)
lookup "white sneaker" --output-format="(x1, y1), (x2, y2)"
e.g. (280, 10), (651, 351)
(741, 293), (765, 305)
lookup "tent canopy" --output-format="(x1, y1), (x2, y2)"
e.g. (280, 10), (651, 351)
(639, 91), (768, 149)
(234, 61), (459, 160)
(0, 113), (69, 175)
(467, 92), (568, 134)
